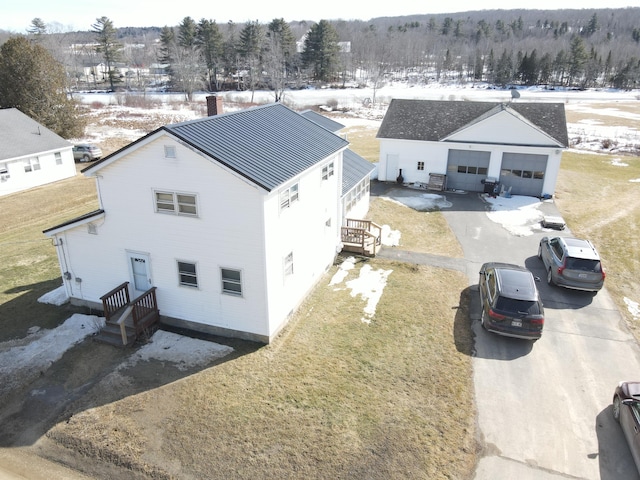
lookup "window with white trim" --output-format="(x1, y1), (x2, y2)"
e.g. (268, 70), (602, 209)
(24, 157), (41, 173)
(155, 191), (198, 216)
(284, 252), (294, 276)
(322, 162), (334, 180)
(221, 268), (242, 296)
(279, 183), (299, 211)
(178, 261), (198, 287)
(55, 152), (62, 165)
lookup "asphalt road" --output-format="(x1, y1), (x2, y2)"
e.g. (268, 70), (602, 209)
(439, 192), (640, 480)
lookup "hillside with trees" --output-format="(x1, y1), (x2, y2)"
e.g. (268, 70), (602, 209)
(0, 8), (639, 104)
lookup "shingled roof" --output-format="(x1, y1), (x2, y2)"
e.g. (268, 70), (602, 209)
(0, 108), (71, 162)
(164, 103), (349, 192)
(376, 99), (568, 147)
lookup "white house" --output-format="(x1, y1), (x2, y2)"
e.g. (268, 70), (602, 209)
(44, 101), (375, 344)
(376, 99), (569, 197)
(0, 108), (76, 197)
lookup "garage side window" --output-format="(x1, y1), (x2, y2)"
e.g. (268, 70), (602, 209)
(221, 268), (242, 296)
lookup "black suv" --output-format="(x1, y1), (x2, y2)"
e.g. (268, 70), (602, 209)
(479, 262), (544, 341)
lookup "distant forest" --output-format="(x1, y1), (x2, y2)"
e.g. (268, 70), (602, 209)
(2, 8), (640, 97)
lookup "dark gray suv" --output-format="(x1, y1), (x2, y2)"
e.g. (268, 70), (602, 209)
(538, 236), (605, 292)
(479, 262), (544, 341)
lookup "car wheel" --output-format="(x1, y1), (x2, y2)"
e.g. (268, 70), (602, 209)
(537, 244), (542, 259)
(613, 395), (621, 422)
(82, 154), (90, 162)
(480, 309), (488, 330)
(547, 268), (554, 286)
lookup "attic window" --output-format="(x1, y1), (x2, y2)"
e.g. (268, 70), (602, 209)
(164, 146), (176, 158)
(87, 223), (98, 235)
(55, 152), (62, 165)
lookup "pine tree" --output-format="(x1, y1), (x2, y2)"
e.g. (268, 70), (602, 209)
(0, 37), (85, 138)
(302, 20), (340, 82)
(92, 16), (122, 90)
(196, 19), (224, 91)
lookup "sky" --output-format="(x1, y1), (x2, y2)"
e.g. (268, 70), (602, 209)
(0, 0), (637, 33)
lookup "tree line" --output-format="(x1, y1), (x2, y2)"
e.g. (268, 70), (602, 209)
(1, 8), (639, 137)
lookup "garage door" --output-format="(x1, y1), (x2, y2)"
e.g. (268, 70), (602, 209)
(500, 153), (548, 197)
(446, 149), (491, 192)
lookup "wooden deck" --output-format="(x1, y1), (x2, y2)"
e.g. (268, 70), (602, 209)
(341, 219), (382, 257)
(96, 282), (160, 347)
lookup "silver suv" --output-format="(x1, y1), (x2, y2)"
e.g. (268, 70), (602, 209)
(538, 236), (605, 292)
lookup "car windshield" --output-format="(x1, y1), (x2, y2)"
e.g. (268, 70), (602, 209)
(566, 257), (601, 272)
(495, 296), (541, 315)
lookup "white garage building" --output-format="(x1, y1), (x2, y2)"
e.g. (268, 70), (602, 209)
(376, 99), (569, 197)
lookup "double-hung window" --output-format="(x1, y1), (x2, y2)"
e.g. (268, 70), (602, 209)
(178, 261), (198, 287)
(55, 152), (62, 165)
(322, 162), (334, 180)
(155, 191), (198, 216)
(279, 183), (299, 211)
(24, 157), (40, 173)
(221, 268), (242, 296)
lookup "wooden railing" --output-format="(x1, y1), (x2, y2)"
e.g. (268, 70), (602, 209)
(98, 283), (160, 346)
(341, 219), (382, 257)
(100, 282), (130, 322)
(131, 287), (159, 336)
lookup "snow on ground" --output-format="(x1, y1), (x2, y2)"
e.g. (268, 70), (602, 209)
(483, 194), (547, 236)
(0, 313), (104, 397)
(21, 82), (638, 372)
(329, 256), (393, 324)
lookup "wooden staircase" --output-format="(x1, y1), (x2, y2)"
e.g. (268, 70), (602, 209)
(341, 219), (382, 257)
(96, 282), (160, 347)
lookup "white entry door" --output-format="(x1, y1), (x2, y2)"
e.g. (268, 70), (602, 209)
(126, 251), (152, 295)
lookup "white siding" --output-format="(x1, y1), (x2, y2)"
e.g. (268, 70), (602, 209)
(62, 135), (272, 338)
(446, 110), (558, 146)
(0, 148), (76, 197)
(262, 153), (343, 337)
(379, 139), (449, 184)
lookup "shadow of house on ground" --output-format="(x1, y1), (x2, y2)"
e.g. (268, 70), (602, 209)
(0, 326), (261, 449)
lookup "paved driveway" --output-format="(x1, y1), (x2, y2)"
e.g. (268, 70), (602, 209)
(438, 192), (640, 479)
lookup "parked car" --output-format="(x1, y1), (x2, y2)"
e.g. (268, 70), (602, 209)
(73, 144), (102, 162)
(478, 262), (544, 341)
(613, 381), (640, 473)
(538, 236), (605, 292)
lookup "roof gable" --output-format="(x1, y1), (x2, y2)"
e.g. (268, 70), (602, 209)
(377, 99), (568, 147)
(0, 108), (71, 161)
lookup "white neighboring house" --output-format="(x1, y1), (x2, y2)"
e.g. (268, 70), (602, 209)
(44, 101), (375, 344)
(0, 108), (76, 197)
(377, 99), (569, 197)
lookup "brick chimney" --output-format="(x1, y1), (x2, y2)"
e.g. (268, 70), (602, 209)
(206, 95), (223, 116)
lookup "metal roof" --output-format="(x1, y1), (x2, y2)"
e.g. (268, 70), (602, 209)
(0, 108), (72, 162)
(165, 103), (349, 192)
(343, 149), (375, 196)
(299, 109), (345, 133)
(377, 99), (568, 147)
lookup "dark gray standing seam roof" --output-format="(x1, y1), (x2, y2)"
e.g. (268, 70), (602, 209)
(376, 99), (568, 147)
(165, 103), (349, 192)
(0, 108), (71, 161)
(343, 149), (375, 196)
(299, 110), (345, 133)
